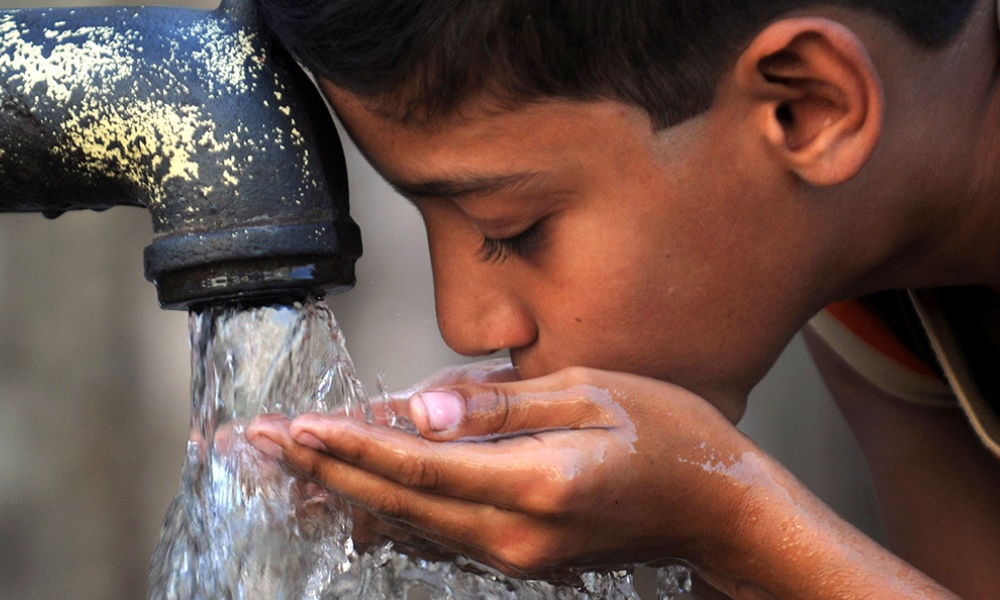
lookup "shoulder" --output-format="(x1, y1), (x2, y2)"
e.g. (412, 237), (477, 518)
(805, 291), (954, 409)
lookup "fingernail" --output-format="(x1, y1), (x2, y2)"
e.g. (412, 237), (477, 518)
(414, 391), (463, 431)
(250, 435), (284, 460)
(294, 431), (326, 451)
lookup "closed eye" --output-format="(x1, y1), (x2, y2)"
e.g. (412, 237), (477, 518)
(477, 222), (543, 264)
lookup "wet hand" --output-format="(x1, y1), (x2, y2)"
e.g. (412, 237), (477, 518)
(246, 364), (764, 581)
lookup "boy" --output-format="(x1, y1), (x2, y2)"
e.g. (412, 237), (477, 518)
(247, 1), (1000, 597)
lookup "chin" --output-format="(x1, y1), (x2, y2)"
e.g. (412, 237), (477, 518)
(715, 394), (750, 424)
(682, 379), (752, 424)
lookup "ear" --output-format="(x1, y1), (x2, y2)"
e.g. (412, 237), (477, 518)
(731, 18), (884, 186)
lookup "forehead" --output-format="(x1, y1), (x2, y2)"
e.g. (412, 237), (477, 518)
(320, 80), (665, 185)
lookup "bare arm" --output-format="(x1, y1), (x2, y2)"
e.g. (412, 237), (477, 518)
(803, 328), (1000, 599)
(249, 363), (966, 598)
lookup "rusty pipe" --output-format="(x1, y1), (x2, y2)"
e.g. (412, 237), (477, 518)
(0, 0), (361, 309)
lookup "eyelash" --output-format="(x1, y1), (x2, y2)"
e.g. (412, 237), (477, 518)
(477, 222), (543, 264)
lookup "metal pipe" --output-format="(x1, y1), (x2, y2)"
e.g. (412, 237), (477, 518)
(0, 0), (361, 309)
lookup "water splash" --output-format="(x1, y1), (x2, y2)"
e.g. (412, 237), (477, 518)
(147, 300), (691, 599)
(657, 566), (693, 599)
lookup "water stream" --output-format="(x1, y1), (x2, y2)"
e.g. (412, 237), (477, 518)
(147, 300), (692, 599)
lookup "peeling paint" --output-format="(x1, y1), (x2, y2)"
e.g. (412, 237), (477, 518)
(0, 4), (358, 309)
(189, 19), (258, 96)
(0, 9), (310, 210)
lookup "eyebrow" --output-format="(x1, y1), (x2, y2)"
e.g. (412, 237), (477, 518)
(388, 172), (541, 201)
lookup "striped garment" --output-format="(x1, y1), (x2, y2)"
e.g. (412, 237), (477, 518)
(808, 288), (1000, 458)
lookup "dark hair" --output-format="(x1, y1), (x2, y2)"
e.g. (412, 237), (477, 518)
(258, 0), (978, 128)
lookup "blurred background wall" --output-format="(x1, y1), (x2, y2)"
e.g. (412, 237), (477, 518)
(0, 1), (881, 598)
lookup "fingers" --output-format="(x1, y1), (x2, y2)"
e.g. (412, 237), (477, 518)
(267, 427), (513, 560)
(246, 422), (478, 566)
(243, 366), (640, 580)
(408, 369), (624, 442)
(248, 368), (631, 511)
(272, 433), (580, 578)
(365, 359), (518, 429)
(246, 413), (294, 454)
(292, 415), (605, 509)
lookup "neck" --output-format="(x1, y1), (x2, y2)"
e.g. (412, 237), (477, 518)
(836, 0), (1000, 295)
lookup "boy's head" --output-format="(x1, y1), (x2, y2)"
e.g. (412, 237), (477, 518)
(257, 1), (985, 417)
(259, 0), (975, 127)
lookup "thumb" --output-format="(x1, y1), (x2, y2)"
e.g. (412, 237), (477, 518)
(408, 377), (621, 442)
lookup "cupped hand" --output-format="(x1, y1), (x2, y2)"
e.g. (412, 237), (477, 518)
(246, 362), (773, 582)
(368, 358), (519, 429)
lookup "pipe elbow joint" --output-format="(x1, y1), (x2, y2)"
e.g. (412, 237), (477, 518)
(0, 0), (362, 310)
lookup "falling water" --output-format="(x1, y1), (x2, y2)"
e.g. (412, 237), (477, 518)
(147, 300), (691, 599)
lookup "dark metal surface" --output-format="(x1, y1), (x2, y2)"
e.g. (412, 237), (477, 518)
(0, 0), (361, 309)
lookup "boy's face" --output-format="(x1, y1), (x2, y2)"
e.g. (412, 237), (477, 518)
(323, 83), (830, 421)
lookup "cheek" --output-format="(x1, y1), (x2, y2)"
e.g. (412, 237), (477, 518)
(527, 239), (673, 366)
(530, 217), (775, 393)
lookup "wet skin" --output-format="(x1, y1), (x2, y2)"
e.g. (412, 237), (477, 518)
(244, 10), (1000, 598)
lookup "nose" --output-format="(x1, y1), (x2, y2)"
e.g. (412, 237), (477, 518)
(431, 259), (538, 358)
